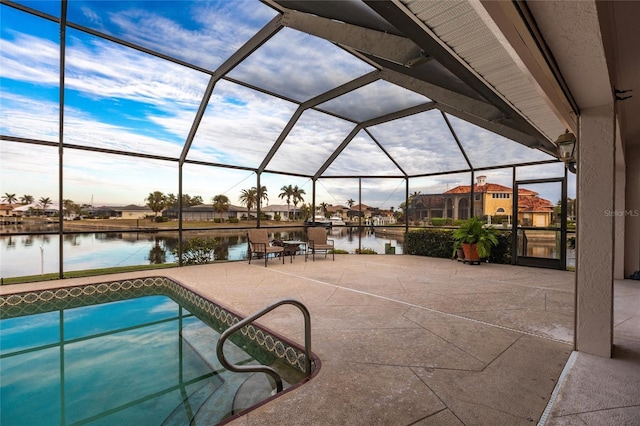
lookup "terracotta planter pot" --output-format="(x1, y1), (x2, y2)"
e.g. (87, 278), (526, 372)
(462, 243), (481, 264)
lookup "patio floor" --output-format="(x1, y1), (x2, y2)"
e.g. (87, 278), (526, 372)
(2, 254), (638, 425)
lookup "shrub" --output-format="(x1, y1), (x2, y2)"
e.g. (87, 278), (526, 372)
(228, 217), (239, 223)
(491, 215), (509, 224)
(355, 247), (377, 254)
(405, 228), (454, 258)
(405, 228), (512, 263)
(487, 232), (512, 264)
(155, 216), (168, 223)
(173, 237), (218, 265)
(430, 218), (447, 226)
(274, 213), (281, 221)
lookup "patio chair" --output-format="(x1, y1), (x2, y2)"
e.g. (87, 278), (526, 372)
(247, 229), (285, 267)
(306, 227), (334, 261)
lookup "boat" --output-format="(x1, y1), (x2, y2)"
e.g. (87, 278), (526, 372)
(329, 214), (346, 226)
(305, 215), (332, 227)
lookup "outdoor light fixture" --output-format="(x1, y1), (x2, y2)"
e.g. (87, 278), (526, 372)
(554, 130), (577, 173)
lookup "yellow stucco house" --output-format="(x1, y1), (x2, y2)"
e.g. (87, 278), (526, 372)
(412, 176), (554, 226)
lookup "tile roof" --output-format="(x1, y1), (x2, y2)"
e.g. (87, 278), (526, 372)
(517, 196), (555, 212)
(444, 183), (538, 196)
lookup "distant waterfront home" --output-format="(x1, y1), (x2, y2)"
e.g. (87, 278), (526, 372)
(261, 204), (292, 220)
(411, 175), (554, 226)
(11, 202), (60, 217)
(348, 204), (395, 224)
(0, 204), (14, 217)
(325, 204), (350, 220)
(114, 205), (153, 219)
(163, 204), (246, 221)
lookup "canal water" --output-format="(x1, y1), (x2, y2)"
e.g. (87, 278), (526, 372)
(0, 227), (404, 279)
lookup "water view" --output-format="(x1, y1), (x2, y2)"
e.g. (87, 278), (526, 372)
(0, 227), (404, 279)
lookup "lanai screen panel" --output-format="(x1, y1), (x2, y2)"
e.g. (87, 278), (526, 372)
(368, 110), (470, 176)
(63, 151), (178, 208)
(227, 27), (375, 102)
(182, 164), (255, 206)
(261, 172), (312, 209)
(11, 0), (60, 16)
(187, 79), (297, 167)
(447, 115), (555, 168)
(317, 80), (429, 123)
(267, 110), (355, 175)
(62, 27), (209, 157)
(0, 6), (60, 142)
(65, 0), (277, 72)
(0, 142), (59, 207)
(323, 130), (402, 177)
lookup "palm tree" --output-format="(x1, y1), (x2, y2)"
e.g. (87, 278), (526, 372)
(165, 193), (178, 208)
(347, 198), (355, 208)
(319, 202), (328, 217)
(408, 191), (421, 205)
(62, 199), (79, 216)
(291, 185), (306, 219)
(38, 197), (52, 215)
(279, 185), (294, 219)
(180, 194), (203, 207)
(408, 191), (422, 222)
(20, 194), (34, 205)
(299, 203), (312, 220)
(2, 193), (17, 204)
(212, 194), (230, 221)
(239, 188), (258, 219)
(256, 185), (268, 207)
(181, 194), (193, 208)
(145, 191), (166, 217)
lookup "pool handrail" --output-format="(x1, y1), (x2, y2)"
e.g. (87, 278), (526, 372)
(216, 298), (312, 393)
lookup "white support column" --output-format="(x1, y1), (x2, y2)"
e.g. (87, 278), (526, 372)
(576, 103), (615, 357)
(624, 143), (640, 278)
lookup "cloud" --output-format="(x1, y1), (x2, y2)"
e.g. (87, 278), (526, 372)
(447, 114), (555, 167)
(227, 27), (375, 101)
(0, 31), (60, 84)
(72, 0), (278, 70)
(187, 80), (298, 166)
(369, 109), (470, 175)
(64, 32), (210, 108)
(317, 79), (428, 122)
(267, 109), (356, 175)
(0, 93), (60, 141)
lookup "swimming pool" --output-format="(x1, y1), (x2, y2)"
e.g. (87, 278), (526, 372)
(0, 277), (318, 425)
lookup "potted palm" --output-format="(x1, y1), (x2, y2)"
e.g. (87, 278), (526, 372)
(452, 217), (499, 264)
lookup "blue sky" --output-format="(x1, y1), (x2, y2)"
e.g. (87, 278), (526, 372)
(0, 0), (573, 210)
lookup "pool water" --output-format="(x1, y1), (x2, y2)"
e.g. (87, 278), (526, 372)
(0, 283), (307, 426)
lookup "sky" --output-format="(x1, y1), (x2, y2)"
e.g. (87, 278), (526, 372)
(0, 0), (574, 211)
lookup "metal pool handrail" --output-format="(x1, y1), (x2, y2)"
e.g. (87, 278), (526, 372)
(216, 299), (312, 393)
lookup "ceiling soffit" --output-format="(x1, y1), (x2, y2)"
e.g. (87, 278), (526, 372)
(392, 0), (572, 140)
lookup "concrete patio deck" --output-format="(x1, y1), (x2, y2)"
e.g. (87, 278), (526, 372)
(2, 255), (638, 425)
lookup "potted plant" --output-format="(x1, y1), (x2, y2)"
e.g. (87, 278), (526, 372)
(452, 217), (499, 264)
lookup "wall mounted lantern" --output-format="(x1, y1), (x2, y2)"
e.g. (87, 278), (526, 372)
(555, 130), (577, 173)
